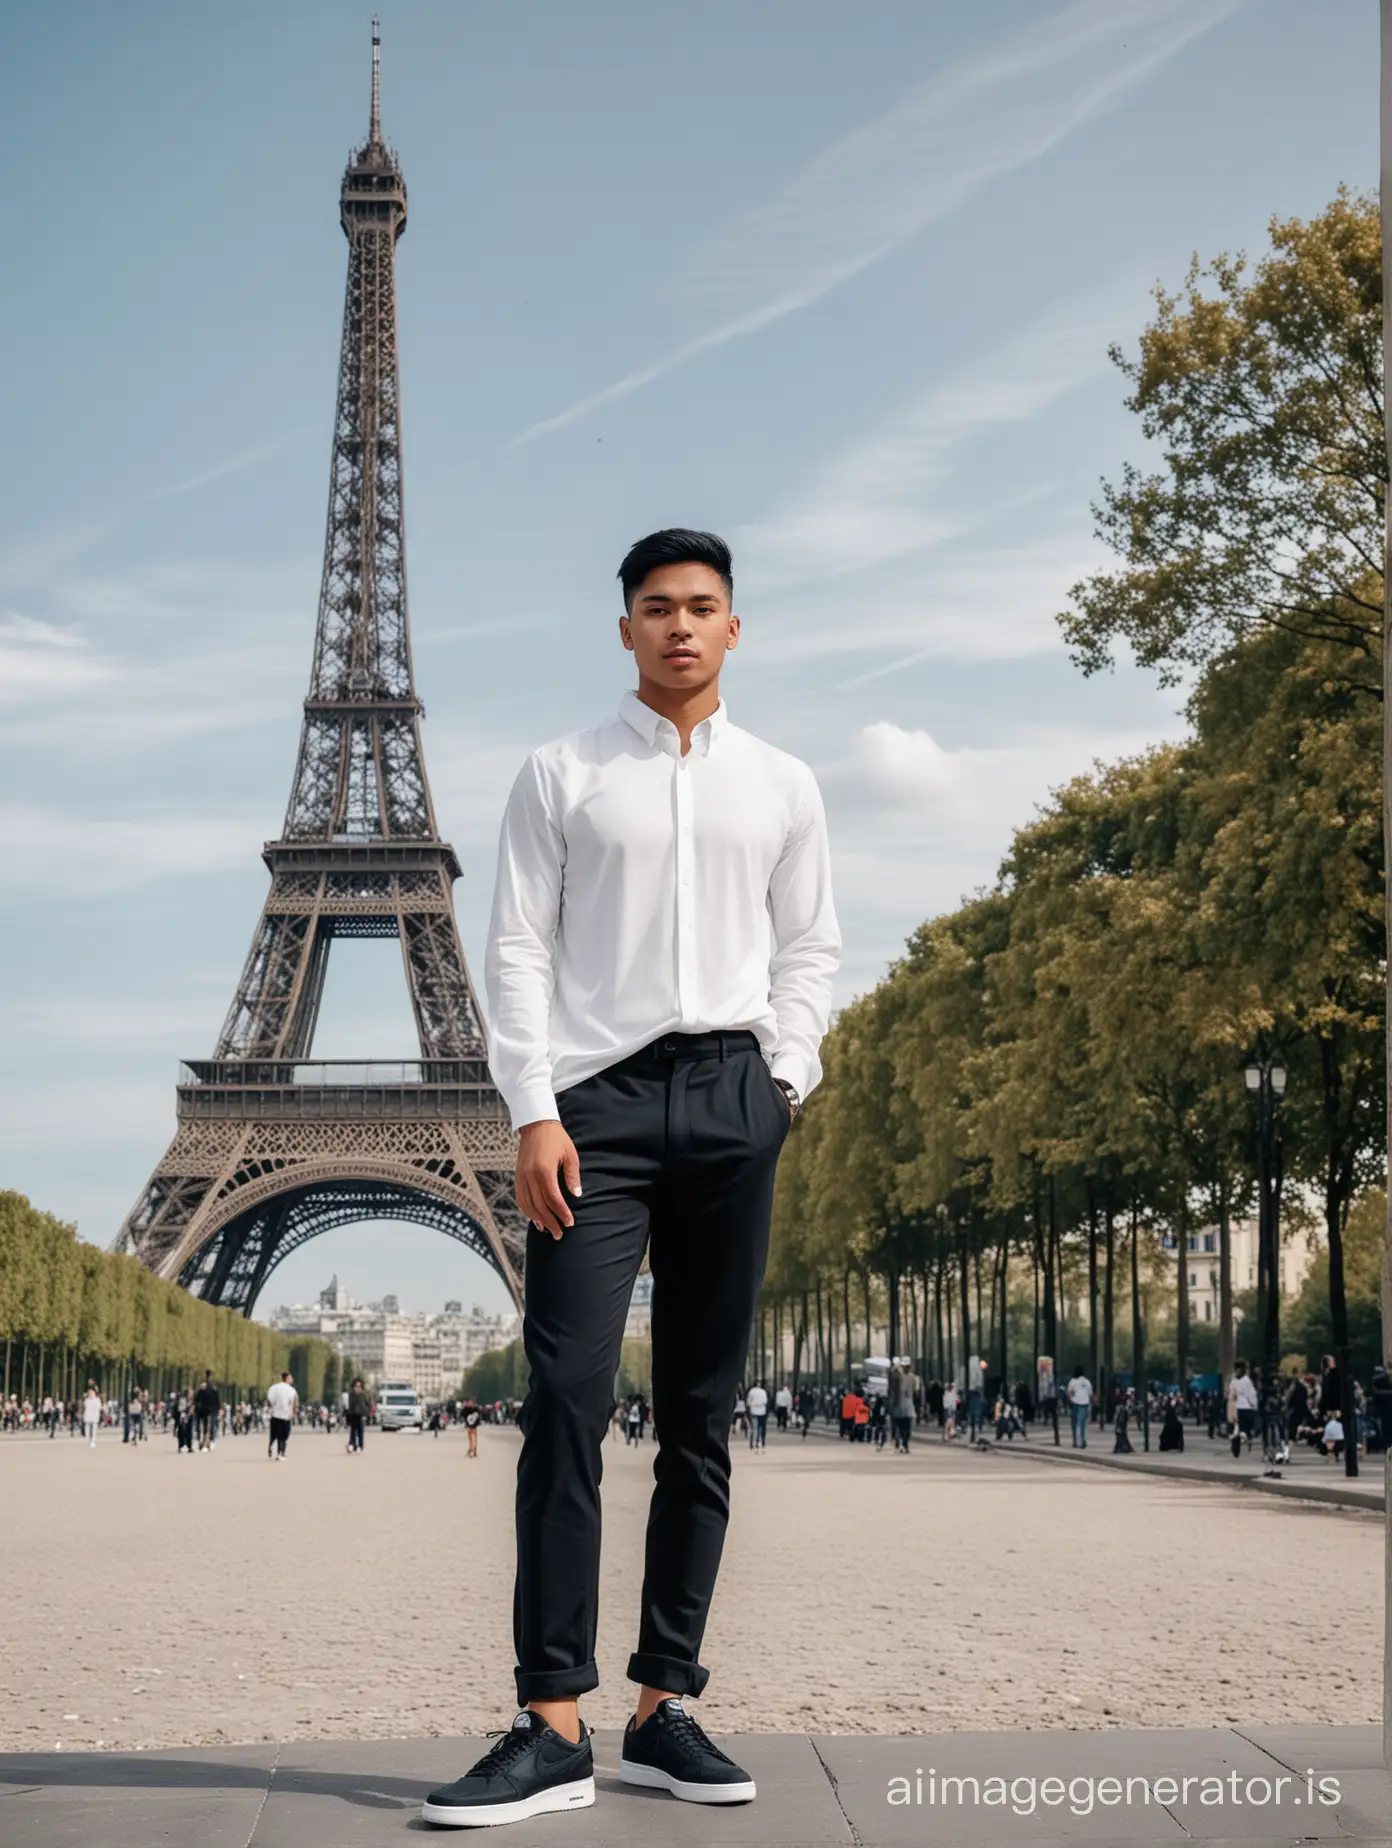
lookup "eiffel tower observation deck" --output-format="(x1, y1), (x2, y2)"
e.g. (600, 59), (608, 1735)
(114, 22), (524, 1312)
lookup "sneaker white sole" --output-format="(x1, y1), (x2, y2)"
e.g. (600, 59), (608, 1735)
(421, 1776), (595, 1828)
(619, 1760), (756, 1804)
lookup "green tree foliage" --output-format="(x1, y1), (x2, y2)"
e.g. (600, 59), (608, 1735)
(0, 1191), (336, 1398)
(1061, 190), (1382, 697)
(769, 195), (1385, 1392)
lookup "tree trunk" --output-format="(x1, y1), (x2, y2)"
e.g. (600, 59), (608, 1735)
(1176, 1195), (1191, 1393)
(1131, 1195), (1148, 1450)
(1217, 1170), (1235, 1386)
(1087, 1186), (1100, 1394)
(1103, 1191), (1116, 1418)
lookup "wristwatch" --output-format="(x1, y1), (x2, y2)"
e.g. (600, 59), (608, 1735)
(774, 1078), (801, 1121)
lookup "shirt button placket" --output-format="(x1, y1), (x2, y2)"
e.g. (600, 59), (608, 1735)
(676, 751), (695, 1023)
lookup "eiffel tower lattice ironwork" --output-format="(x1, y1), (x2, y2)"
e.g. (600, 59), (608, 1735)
(114, 22), (523, 1312)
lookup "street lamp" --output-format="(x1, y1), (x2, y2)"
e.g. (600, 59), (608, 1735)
(1243, 1054), (1288, 1470)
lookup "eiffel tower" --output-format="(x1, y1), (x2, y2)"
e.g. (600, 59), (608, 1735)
(114, 22), (523, 1312)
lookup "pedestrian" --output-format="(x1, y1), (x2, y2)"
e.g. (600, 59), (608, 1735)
(464, 1399), (481, 1458)
(1066, 1367), (1093, 1448)
(175, 1387), (195, 1454)
(346, 1377), (368, 1454)
(266, 1370), (298, 1461)
(773, 1382), (791, 1432)
(1228, 1360), (1258, 1457)
(1158, 1399), (1185, 1452)
(889, 1362), (917, 1454)
(941, 1382), (959, 1442)
(1321, 1411), (1346, 1459)
(127, 1385), (144, 1447)
(1113, 1391), (1135, 1454)
(423, 529), (838, 1829)
(82, 1381), (102, 1447)
(193, 1370), (220, 1452)
(746, 1380), (768, 1449)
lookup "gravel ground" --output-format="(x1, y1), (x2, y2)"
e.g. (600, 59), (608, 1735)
(2, 1422), (1382, 1751)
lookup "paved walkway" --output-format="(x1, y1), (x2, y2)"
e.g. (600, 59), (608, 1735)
(801, 1418), (1387, 1511)
(2, 1724), (1387, 1845)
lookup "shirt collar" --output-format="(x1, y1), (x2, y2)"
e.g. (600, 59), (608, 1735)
(619, 689), (728, 756)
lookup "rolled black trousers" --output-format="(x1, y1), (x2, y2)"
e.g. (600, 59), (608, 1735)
(512, 1030), (790, 1704)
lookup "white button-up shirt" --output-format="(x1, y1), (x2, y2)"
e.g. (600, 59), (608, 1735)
(484, 689), (841, 1130)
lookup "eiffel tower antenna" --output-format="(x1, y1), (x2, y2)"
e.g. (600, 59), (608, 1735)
(370, 16), (382, 145)
(114, 28), (524, 1314)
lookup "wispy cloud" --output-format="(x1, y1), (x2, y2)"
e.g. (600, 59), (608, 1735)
(508, 0), (1239, 445)
(0, 615), (123, 705)
(0, 805), (262, 900)
(0, 428), (316, 592)
(739, 286), (1133, 593)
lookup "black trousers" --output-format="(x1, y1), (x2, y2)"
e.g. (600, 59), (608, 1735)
(513, 1030), (789, 1704)
(268, 1416), (290, 1456)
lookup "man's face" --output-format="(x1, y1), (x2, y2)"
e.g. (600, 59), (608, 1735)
(620, 562), (737, 690)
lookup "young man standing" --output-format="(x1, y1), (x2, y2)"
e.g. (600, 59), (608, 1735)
(265, 1370), (298, 1462)
(422, 529), (839, 1830)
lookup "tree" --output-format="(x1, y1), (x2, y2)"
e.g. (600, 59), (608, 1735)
(1062, 192), (1383, 699)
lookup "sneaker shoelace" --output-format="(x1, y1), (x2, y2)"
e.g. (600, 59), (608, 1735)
(473, 1723), (551, 1777)
(661, 1704), (734, 1766)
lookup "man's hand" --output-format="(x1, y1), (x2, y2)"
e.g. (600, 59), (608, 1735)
(516, 1120), (582, 1239)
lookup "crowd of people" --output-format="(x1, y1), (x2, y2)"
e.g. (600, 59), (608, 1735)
(9, 1355), (1390, 1471)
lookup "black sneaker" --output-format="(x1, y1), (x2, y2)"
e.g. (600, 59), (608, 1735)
(619, 1697), (756, 1804)
(422, 1710), (595, 1828)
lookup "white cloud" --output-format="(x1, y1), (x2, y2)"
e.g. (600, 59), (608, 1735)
(819, 717), (1180, 986)
(0, 805), (262, 901)
(509, 0), (1239, 444)
(0, 1078), (175, 1152)
(0, 614), (122, 705)
(740, 289), (1133, 591)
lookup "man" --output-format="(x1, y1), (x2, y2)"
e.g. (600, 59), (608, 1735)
(773, 1381), (792, 1433)
(1066, 1367), (1093, 1448)
(193, 1370), (220, 1452)
(889, 1361), (917, 1454)
(266, 1370), (298, 1462)
(746, 1380), (768, 1449)
(423, 530), (838, 1830)
(1229, 1359), (1259, 1456)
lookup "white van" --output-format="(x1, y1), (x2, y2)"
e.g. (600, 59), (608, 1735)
(377, 1383), (423, 1432)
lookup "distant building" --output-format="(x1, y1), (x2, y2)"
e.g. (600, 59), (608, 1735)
(1162, 1216), (1323, 1325)
(268, 1282), (520, 1399)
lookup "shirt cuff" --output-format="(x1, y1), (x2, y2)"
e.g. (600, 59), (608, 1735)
(769, 1050), (814, 1102)
(507, 1083), (561, 1132)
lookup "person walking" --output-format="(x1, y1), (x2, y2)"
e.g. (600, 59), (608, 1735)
(423, 530), (838, 1830)
(346, 1378), (368, 1454)
(941, 1382), (959, 1442)
(464, 1400), (481, 1458)
(1066, 1367), (1093, 1448)
(82, 1381), (102, 1447)
(193, 1371), (220, 1452)
(889, 1362), (917, 1454)
(746, 1380), (768, 1450)
(1229, 1360), (1258, 1457)
(266, 1371), (298, 1462)
(773, 1382), (791, 1432)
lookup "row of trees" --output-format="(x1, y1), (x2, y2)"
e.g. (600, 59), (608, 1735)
(763, 192), (1387, 1411)
(0, 1191), (339, 1410)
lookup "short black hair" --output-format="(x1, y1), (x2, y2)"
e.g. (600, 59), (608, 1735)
(618, 528), (733, 612)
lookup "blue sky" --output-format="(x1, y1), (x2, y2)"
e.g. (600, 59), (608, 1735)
(0, 0), (1376, 1317)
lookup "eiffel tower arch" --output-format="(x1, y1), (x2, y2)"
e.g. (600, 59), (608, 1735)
(114, 22), (524, 1314)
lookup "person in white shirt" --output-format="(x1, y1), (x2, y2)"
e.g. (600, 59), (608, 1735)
(1065, 1368), (1093, 1448)
(773, 1383), (793, 1433)
(746, 1382), (769, 1450)
(82, 1382), (102, 1448)
(265, 1372), (298, 1461)
(427, 531), (839, 1830)
(1228, 1360), (1259, 1455)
